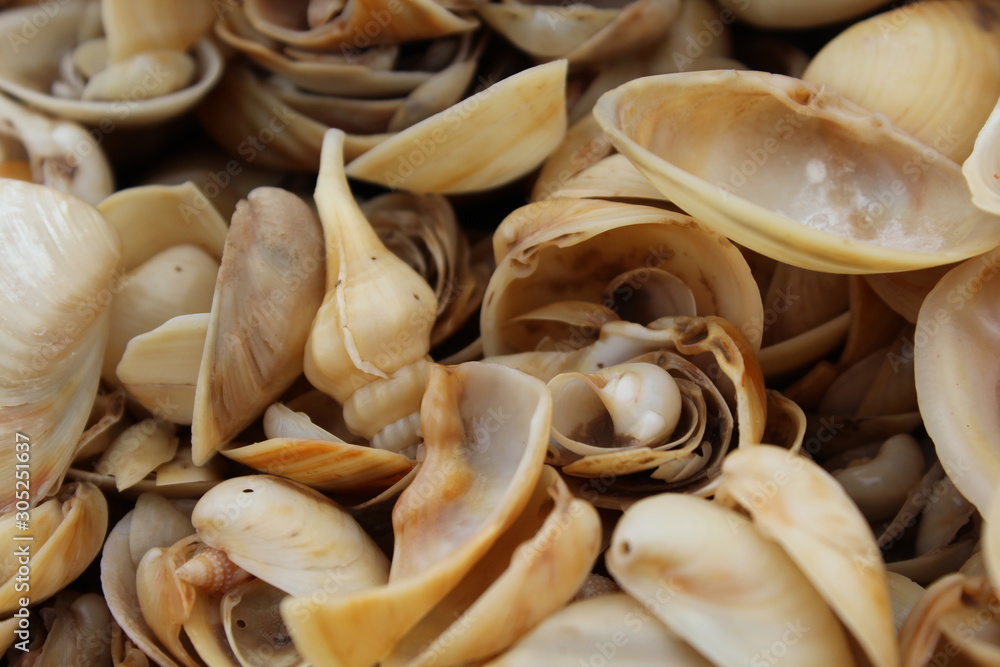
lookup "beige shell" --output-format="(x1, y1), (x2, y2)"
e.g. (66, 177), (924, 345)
(0, 180), (120, 512)
(594, 70), (1000, 273)
(482, 197), (764, 355)
(191, 475), (389, 597)
(0, 0), (223, 127)
(716, 445), (899, 667)
(484, 593), (713, 666)
(607, 493), (856, 666)
(0, 483), (108, 616)
(717, 0), (891, 28)
(304, 130), (437, 452)
(283, 362), (552, 667)
(964, 96), (1000, 216)
(345, 60), (569, 194)
(191, 187), (326, 464)
(0, 93), (114, 204)
(915, 246), (1000, 514)
(803, 0), (1000, 164)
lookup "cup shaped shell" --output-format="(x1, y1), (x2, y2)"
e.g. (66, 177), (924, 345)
(482, 198), (763, 355)
(0, 0), (223, 127)
(594, 70), (1000, 273)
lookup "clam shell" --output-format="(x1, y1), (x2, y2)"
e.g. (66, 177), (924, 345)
(595, 70), (1000, 272)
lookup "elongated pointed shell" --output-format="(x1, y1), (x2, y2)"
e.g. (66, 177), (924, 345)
(346, 60), (568, 194)
(192, 188), (326, 464)
(0, 180), (120, 512)
(915, 247), (1000, 513)
(595, 70), (1000, 273)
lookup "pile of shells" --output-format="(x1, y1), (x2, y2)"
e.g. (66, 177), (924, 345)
(5, 0), (1000, 665)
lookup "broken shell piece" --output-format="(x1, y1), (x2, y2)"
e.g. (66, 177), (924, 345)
(28, 591), (114, 666)
(283, 362), (551, 667)
(95, 420), (179, 491)
(101, 0), (216, 62)
(345, 60), (568, 193)
(191, 476), (389, 596)
(607, 493), (856, 666)
(116, 313), (209, 425)
(0, 180), (120, 512)
(595, 70), (1000, 273)
(0, 483), (108, 616)
(191, 187), (326, 465)
(717, 0), (890, 28)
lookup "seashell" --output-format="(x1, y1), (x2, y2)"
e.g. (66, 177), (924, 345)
(607, 493), (856, 666)
(95, 419), (179, 491)
(191, 475), (389, 596)
(0, 92), (114, 204)
(542, 153), (669, 202)
(345, 60), (569, 194)
(965, 96), (1000, 216)
(0, 0), (223, 127)
(304, 130), (437, 452)
(532, 114), (615, 202)
(73, 388), (128, 462)
(116, 313), (209, 425)
(803, 0), (1000, 164)
(0, 180), (120, 512)
(222, 403), (415, 494)
(26, 591), (114, 666)
(716, 445), (898, 667)
(101, 0), (216, 62)
(82, 50), (196, 102)
(481, 197), (764, 355)
(864, 263), (956, 325)
(174, 546), (253, 595)
(877, 463), (978, 585)
(477, 0), (679, 65)
(886, 572), (925, 633)
(101, 495), (196, 667)
(828, 433), (927, 523)
(222, 579), (303, 667)
(191, 187), (326, 464)
(283, 361), (552, 667)
(594, 70), (1000, 273)
(242, 0), (477, 49)
(362, 192), (488, 348)
(914, 246), (1000, 514)
(0, 483), (108, 616)
(100, 244), (219, 386)
(716, 0), (890, 28)
(97, 182), (228, 275)
(382, 467), (600, 667)
(899, 573), (1000, 666)
(484, 593), (713, 666)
